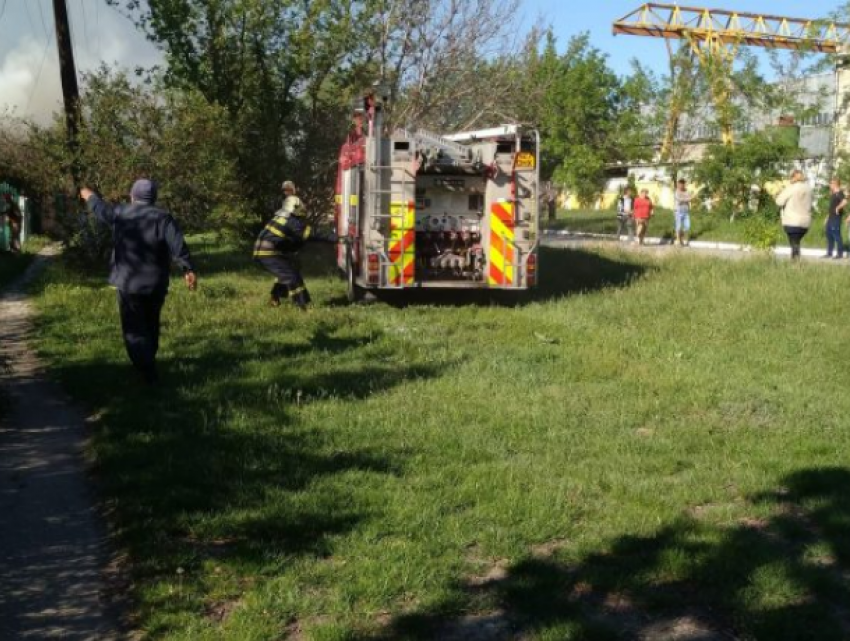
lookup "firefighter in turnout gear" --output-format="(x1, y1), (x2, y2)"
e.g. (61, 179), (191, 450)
(254, 181), (312, 309)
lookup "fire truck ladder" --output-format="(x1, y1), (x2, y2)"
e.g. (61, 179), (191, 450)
(408, 129), (472, 160)
(367, 156), (415, 289)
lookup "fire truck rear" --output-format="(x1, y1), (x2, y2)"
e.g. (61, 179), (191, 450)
(336, 85), (540, 301)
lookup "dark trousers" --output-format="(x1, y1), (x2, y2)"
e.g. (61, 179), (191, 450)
(826, 220), (844, 257)
(617, 214), (634, 239)
(256, 255), (311, 307)
(783, 226), (808, 260)
(117, 289), (166, 382)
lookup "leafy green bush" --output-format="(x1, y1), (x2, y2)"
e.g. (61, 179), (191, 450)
(63, 214), (113, 266)
(694, 130), (801, 219)
(743, 206), (782, 250)
(3, 67), (247, 265)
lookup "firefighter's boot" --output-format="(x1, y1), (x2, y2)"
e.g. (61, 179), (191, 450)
(291, 287), (312, 311)
(269, 283), (287, 307)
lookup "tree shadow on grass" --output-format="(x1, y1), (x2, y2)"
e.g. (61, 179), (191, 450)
(363, 468), (850, 640)
(42, 242), (647, 311)
(531, 247), (649, 302)
(190, 239), (339, 280)
(42, 324), (445, 634)
(330, 247), (650, 309)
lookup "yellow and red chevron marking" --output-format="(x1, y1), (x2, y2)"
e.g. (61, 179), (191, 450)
(388, 201), (415, 286)
(488, 202), (515, 286)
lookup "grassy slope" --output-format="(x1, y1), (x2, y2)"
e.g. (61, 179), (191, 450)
(32, 242), (850, 640)
(547, 209), (832, 248)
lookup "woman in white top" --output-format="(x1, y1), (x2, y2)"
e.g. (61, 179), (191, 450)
(775, 170), (813, 261)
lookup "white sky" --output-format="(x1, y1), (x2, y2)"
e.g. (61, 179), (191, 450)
(0, 0), (163, 123)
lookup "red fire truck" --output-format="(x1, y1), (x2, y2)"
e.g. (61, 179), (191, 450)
(336, 85), (540, 301)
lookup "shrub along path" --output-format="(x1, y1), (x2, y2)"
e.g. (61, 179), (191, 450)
(0, 245), (122, 640)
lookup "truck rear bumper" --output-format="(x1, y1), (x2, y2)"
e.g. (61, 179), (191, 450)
(358, 280), (531, 290)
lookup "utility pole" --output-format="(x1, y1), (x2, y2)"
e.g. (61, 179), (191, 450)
(52, 0), (81, 185)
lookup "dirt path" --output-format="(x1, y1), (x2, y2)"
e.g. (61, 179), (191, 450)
(0, 246), (123, 640)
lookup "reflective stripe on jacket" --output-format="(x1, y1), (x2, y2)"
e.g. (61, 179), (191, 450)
(253, 210), (311, 257)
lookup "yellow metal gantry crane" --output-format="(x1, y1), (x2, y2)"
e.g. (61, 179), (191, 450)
(614, 3), (850, 160)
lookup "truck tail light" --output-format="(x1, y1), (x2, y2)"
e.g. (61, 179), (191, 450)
(367, 253), (380, 284)
(526, 253), (537, 286)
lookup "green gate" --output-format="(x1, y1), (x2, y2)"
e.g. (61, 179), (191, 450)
(0, 182), (24, 251)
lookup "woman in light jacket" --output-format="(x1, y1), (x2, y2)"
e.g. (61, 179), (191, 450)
(776, 170), (813, 261)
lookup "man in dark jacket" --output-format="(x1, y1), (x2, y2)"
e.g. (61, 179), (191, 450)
(80, 179), (197, 384)
(253, 180), (311, 309)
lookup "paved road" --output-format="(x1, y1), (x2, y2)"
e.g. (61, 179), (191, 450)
(0, 247), (123, 640)
(543, 232), (850, 264)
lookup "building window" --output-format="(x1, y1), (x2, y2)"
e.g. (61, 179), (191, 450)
(800, 112), (833, 127)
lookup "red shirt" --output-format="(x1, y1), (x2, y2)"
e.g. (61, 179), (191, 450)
(633, 196), (653, 220)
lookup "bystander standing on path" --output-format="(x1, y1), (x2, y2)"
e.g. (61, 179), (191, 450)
(80, 179), (197, 384)
(776, 170), (813, 262)
(674, 179), (693, 247)
(617, 187), (635, 242)
(633, 188), (654, 245)
(825, 178), (846, 259)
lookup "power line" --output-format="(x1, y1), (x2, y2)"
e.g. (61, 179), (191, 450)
(37, 0), (51, 41)
(78, 0), (92, 57)
(0, 0), (8, 23)
(95, 0), (101, 60)
(26, 30), (55, 113)
(23, 0), (37, 35)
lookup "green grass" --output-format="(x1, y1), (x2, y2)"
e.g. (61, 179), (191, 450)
(547, 209), (833, 248)
(30, 241), (850, 640)
(0, 235), (51, 291)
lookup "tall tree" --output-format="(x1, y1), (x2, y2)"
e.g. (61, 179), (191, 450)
(108, 0), (373, 217)
(534, 34), (635, 205)
(107, 0), (527, 220)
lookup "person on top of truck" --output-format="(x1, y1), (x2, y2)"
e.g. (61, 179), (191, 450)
(253, 180), (312, 310)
